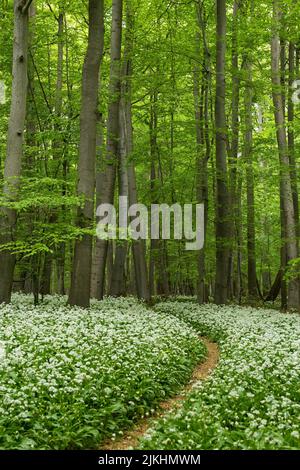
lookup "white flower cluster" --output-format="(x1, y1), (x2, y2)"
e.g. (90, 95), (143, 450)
(140, 302), (300, 450)
(0, 294), (205, 449)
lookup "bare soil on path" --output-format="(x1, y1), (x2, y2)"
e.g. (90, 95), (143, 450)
(100, 337), (219, 450)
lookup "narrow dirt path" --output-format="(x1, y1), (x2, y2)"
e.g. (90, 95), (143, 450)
(100, 337), (219, 450)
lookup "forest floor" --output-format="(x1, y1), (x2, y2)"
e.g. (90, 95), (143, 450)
(101, 337), (219, 450)
(138, 302), (300, 450)
(0, 295), (300, 450)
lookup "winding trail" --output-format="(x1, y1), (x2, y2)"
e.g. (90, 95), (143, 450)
(100, 337), (219, 450)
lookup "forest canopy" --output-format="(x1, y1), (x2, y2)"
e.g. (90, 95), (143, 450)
(0, 0), (299, 311)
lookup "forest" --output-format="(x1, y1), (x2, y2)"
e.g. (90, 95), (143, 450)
(0, 0), (300, 457)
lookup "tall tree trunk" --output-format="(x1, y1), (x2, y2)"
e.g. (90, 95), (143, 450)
(20, 0), (36, 296)
(228, 0), (240, 301)
(236, 172), (243, 302)
(244, 57), (257, 300)
(194, 1), (210, 304)
(109, 98), (128, 296)
(109, 1), (135, 297)
(55, 7), (66, 295)
(128, 165), (150, 300)
(0, 0), (30, 304)
(288, 40), (300, 308)
(106, 241), (114, 294)
(288, 41), (299, 239)
(96, 0), (123, 300)
(271, 0), (299, 310)
(90, 112), (105, 299)
(40, 6), (64, 297)
(149, 92), (169, 297)
(68, 0), (104, 307)
(118, 4), (150, 301)
(214, 0), (230, 305)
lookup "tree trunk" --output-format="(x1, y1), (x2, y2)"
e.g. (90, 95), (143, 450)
(271, 0), (299, 310)
(214, 0), (230, 305)
(68, 0), (104, 307)
(124, 5), (150, 301)
(288, 41), (299, 239)
(149, 92), (169, 297)
(110, 1), (135, 297)
(90, 112), (105, 299)
(40, 7), (64, 297)
(54, 8), (66, 295)
(21, 0), (37, 297)
(0, 0), (30, 304)
(228, 0), (240, 301)
(244, 57), (257, 300)
(194, 1), (210, 304)
(109, 99), (128, 296)
(128, 164), (150, 300)
(96, 0), (123, 300)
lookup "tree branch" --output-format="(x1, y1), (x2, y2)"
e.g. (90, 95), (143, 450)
(46, 1), (58, 21)
(22, 0), (34, 15)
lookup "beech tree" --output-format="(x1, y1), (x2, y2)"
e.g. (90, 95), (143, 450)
(0, 0), (299, 312)
(271, 0), (299, 310)
(0, 0), (32, 303)
(68, 0), (104, 307)
(214, 0), (230, 305)
(96, 0), (123, 300)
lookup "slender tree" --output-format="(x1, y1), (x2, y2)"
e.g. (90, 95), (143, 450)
(97, 0), (123, 300)
(214, 0), (230, 305)
(194, 0), (210, 304)
(288, 41), (299, 239)
(243, 57), (257, 300)
(68, 0), (104, 307)
(228, 0), (241, 301)
(0, 0), (32, 304)
(40, 4), (64, 297)
(271, 0), (299, 310)
(110, 1), (150, 300)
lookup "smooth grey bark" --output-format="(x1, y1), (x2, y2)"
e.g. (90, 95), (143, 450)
(288, 41), (299, 239)
(97, 0), (123, 300)
(278, 35), (288, 311)
(288, 40), (300, 309)
(214, 0), (230, 305)
(68, 0), (104, 307)
(243, 57), (257, 300)
(228, 0), (241, 301)
(0, 0), (30, 304)
(128, 164), (150, 300)
(194, 0), (210, 304)
(236, 171), (243, 303)
(149, 92), (158, 297)
(109, 98), (128, 296)
(116, 2), (149, 300)
(278, 32), (288, 311)
(109, 1), (132, 297)
(271, 0), (299, 310)
(90, 112), (105, 299)
(106, 241), (114, 293)
(149, 93), (169, 298)
(19, 0), (36, 296)
(54, 8), (66, 295)
(40, 6), (64, 297)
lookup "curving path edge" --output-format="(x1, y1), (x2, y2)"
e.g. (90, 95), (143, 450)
(100, 337), (219, 450)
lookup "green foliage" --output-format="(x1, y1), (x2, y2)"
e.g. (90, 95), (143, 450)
(140, 301), (300, 450)
(0, 0), (299, 295)
(0, 295), (206, 449)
